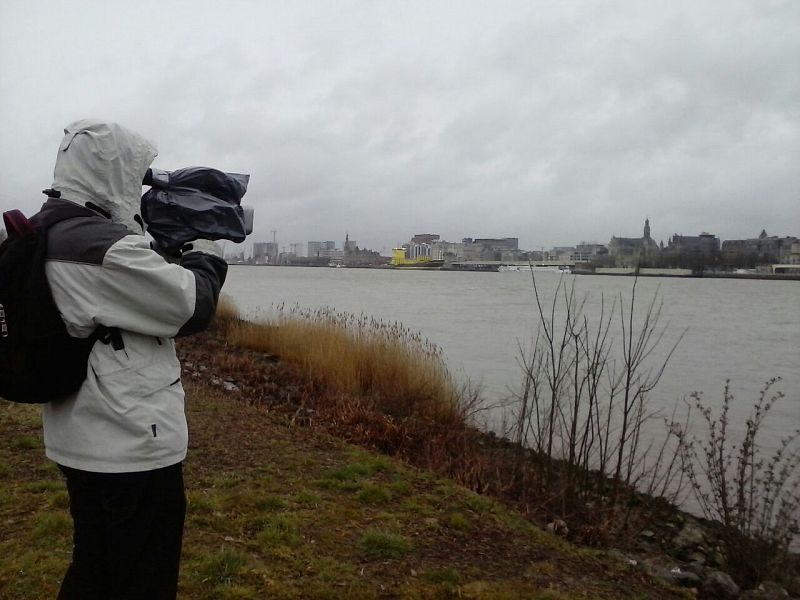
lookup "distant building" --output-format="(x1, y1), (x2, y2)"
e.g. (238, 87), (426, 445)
(721, 230), (799, 267)
(431, 240), (464, 261)
(573, 243), (609, 263)
(518, 249), (547, 262)
(224, 250), (245, 264)
(788, 242), (800, 265)
(461, 239), (483, 261)
(308, 241), (336, 258)
(411, 233), (440, 246)
(473, 237), (518, 252)
(663, 232), (720, 268)
(252, 241), (278, 264)
(460, 237), (520, 261)
(407, 242), (432, 260)
(252, 242), (268, 261)
(549, 246), (576, 261)
(319, 248), (344, 261)
(608, 219), (659, 267)
(398, 234), (462, 261)
(334, 233), (385, 266)
(666, 232), (720, 254)
(307, 241), (322, 257)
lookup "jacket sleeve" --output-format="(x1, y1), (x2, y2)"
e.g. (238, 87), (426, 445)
(83, 235), (226, 337)
(176, 242), (228, 336)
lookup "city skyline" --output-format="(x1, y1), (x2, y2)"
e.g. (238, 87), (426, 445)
(228, 217), (797, 258)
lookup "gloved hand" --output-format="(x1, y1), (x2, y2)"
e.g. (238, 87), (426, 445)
(181, 239), (224, 258)
(150, 240), (182, 263)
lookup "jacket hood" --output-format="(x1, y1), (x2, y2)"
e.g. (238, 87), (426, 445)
(52, 119), (158, 234)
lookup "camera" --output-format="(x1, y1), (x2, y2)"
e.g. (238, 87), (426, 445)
(141, 167), (254, 250)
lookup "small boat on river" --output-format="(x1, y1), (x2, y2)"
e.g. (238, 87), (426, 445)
(499, 265), (571, 274)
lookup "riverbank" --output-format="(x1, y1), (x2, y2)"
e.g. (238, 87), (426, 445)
(1, 316), (797, 598)
(1, 384), (687, 598)
(228, 262), (800, 280)
(576, 267), (800, 281)
(175, 314), (799, 598)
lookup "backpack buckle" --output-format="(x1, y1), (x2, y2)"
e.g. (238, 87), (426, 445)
(96, 327), (125, 351)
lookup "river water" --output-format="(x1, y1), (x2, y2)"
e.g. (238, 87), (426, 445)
(223, 266), (800, 448)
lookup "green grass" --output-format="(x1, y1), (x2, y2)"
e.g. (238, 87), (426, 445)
(255, 514), (302, 549)
(448, 511), (471, 531)
(32, 512), (71, 539)
(325, 461), (380, 481)
(294, 491), (321, 506)
(0, 379), (689, 600)
(253, 494), (288, 512)
(193, 548), (251, 590)
(11, 436), (40, 450)
(358, 529), (411, 559)
(357, 484), (392, 504)
(425, 566), (461, 584)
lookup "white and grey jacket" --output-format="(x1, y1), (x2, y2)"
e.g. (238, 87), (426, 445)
(34, 119), (227, 473)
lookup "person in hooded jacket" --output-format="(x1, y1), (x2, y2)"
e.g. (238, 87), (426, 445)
(32, 119), (228, 600)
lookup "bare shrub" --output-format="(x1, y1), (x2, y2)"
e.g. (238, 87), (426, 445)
(669, 378), (800, 587)
(510, 274), (685, 539)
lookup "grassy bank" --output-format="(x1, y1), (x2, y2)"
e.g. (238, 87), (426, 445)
(186, 299), (800, 589)
(204, 300), (674, 545)
(0, 383), (686, 599)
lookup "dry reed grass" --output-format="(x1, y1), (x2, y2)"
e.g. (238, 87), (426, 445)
(210, 297), (497, 492)
(216, 298), (464, 423)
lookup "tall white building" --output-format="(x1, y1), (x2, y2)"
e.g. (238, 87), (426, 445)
(308, 241), (336, 256)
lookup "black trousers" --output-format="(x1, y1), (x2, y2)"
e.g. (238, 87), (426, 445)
(57, 462), (186, 600)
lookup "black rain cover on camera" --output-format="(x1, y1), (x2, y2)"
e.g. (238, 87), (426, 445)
(141, 167), (250, 249)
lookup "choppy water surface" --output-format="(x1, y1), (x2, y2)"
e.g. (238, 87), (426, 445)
(223, 266), (800, 445)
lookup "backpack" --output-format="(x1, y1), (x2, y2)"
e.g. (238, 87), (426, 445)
(0, 205), (101, 403)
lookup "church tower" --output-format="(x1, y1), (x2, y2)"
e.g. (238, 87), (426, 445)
(644, 218), (651, 240)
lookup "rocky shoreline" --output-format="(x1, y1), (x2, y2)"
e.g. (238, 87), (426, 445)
(606, 508), (799, 599)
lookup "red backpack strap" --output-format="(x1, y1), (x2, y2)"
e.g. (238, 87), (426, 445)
(3, 209), (34, 238)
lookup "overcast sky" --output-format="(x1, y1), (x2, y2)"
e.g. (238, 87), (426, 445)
(1, 0), (798, 254)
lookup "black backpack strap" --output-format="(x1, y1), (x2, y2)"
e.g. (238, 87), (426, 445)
(35, 202), (99, 229)
(32, 202), (125, 352)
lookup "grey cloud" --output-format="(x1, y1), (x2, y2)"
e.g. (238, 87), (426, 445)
(1, 0), (797, 252)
